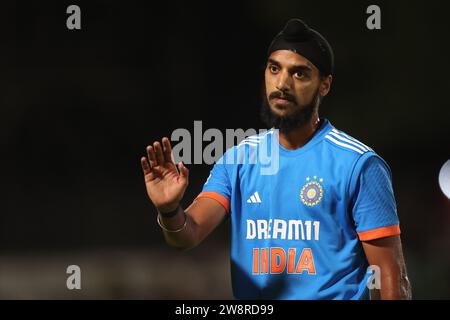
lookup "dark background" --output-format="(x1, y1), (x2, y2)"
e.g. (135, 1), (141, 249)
(0, 0), (449, 298)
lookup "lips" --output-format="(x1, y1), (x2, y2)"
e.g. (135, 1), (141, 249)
(274, 98), (293, 105)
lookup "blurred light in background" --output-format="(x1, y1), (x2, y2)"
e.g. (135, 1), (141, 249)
(439, 159), (450, 199)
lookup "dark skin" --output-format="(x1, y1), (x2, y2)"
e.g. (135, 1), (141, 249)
(362, 236), (412, 299)
(264, 50), (332, 150)
(140, 49), (412, 299)
(266, 50), (411, 299)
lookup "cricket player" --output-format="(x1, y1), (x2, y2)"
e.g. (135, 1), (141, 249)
(140, 19), (412, 299)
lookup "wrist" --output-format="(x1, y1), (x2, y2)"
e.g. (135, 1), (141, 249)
(158, 204), (181, 218)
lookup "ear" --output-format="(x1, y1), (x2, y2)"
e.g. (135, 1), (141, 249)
(319, 75), (333, 97)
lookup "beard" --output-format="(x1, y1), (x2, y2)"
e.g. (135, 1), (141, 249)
(260, 88), (321, 134)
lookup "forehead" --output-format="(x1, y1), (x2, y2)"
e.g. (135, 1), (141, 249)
(268, 50), (317, 71)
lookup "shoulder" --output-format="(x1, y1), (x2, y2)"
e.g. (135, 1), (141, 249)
(324, 127), (374, 156)
(322, 125), (391, 176)
(218, 129), (275, 164)
(236, 129), (275, 148)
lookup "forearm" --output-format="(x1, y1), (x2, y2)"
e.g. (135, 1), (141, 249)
(158, 206), (199, 250)
(362, 236), (412, 300)
(380, 269), (412, 299)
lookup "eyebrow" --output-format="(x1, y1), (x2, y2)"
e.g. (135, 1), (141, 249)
(267, 58), (313, 73)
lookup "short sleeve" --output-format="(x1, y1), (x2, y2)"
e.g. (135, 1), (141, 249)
(349, 154), (401, 241)
(195, 151), (233, 214)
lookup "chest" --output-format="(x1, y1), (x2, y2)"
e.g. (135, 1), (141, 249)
(234, 157), (350, 220)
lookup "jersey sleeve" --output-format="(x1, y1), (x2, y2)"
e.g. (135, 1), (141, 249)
(349, 153), (401, 241)
(195, 150), (234, 214)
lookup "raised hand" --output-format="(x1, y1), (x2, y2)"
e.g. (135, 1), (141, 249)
(140, 137), (189, 213)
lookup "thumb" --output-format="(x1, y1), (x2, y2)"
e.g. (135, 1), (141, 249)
(178, 162), (189, 183)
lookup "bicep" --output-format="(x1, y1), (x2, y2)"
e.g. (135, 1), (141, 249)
(350, 155), (401, 240)
(188, 151), (234, 245)
(361, 235), (405, 268)
(185, 197), (228, 245)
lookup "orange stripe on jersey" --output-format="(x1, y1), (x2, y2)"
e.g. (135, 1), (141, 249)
(357, 225), (401, 241)
(195, 191), (231, 214)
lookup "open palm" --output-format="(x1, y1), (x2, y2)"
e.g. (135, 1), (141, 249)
(140, 137), (189, 213)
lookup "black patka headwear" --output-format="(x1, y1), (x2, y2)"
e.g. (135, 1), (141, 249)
(268, 19), (334, 76)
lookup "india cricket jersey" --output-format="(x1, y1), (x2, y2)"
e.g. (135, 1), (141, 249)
(196, 118), (400, 300)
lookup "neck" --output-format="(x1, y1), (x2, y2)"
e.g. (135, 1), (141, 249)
(278, 113), (321, 150)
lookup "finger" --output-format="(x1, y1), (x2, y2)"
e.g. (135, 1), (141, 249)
(141, 157), (156, 182)
(162, 137), (174, 163)
(153, 141), (165, 165)
(178, 162), (189, 183)
(146, 145), (157, 167)
(140, 156), (152, 175)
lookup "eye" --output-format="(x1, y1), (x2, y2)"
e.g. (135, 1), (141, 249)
(294, 71), (304, 80)
(268, 64), (279, 74)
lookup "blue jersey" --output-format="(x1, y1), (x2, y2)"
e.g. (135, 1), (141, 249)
(196, 118), (400, 300)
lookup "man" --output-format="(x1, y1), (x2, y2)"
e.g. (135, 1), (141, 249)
(140, 19), (412, 299)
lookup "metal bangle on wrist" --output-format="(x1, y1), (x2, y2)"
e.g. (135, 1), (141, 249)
(157, 212), (187, 233)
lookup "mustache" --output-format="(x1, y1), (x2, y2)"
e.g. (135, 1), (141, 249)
(269, 91), (296, 103)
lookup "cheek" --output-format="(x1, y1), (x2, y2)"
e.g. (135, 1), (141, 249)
(294, 83), (315, 103)
(264, 74), (274, 97)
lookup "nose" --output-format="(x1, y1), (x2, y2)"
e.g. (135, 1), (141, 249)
(275, 70), (291, 93)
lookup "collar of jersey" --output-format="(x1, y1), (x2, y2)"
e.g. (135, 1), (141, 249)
(275, 118), (333, 157)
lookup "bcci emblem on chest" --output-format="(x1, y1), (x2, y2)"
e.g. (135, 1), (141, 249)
(300, 176), (324, 207)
